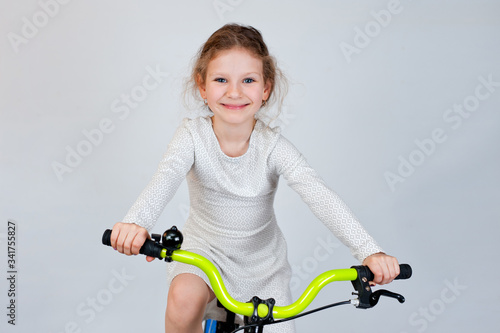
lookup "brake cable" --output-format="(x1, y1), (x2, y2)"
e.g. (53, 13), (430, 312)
(229, 300), (352, 333)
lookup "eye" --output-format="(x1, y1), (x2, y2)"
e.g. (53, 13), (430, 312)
(215, 78), (226, 83)
(243, 78), (255, 84)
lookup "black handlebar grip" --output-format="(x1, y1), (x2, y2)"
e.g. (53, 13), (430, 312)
(360, 264), (412, 282)
(102, 229), (164, 260)
(102, 229), (112, 246)
(139, 239), (164, 259)
(396, 264), (412, 280)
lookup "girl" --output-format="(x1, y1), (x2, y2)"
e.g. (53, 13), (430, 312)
(110, 23), (400, 333)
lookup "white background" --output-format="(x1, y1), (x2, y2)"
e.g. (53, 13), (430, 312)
(1, 0), (499, 332)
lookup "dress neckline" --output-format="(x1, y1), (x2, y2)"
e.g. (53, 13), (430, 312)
(207, 117), (260, 161)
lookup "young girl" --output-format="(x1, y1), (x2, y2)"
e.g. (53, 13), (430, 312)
(110, 23), (400, 333)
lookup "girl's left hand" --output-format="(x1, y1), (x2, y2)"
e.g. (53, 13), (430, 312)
(362, 252), (400, 285)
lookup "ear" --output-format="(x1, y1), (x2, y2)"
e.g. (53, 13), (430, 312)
(262, 80), (272, 101)
(196, 74), (207, 99)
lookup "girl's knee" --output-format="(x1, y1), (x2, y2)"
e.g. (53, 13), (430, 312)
(167, 274), (213, 319)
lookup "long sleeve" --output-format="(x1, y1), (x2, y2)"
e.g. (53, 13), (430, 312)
(122, 120), (195, 231)
(270, 135), (383, 262)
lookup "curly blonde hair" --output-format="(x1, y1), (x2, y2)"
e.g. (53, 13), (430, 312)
(184, 23), (288, 121)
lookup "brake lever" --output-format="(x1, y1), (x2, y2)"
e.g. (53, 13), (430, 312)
(350, 265), (406, 309)
(350, 266), (373, 309)
(370, 289), (405, 306)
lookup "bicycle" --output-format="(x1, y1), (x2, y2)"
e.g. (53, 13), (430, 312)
(102, 226), (412, 333)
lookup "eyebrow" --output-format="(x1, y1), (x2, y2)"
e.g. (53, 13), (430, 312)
(208, 72), (262, 77)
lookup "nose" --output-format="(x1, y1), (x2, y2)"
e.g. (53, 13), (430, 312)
(227, 81), (242, 98)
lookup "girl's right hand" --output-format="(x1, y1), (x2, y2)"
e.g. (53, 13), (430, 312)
(110, 222), (155, 262)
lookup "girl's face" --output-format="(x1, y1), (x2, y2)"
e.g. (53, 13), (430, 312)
(198, 47), (271, 127)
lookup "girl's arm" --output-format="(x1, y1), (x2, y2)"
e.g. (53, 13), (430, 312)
(270, 135), (399, 284)
(112, 120), (195, 257)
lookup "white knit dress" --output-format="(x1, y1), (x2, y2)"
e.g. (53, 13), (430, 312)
(123, 116), (383, 332)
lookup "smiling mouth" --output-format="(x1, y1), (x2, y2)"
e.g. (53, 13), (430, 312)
(221, 103), (250, 110)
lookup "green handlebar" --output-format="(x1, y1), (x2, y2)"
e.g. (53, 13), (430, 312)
(163, 248), (358, 319)
(103, 229), (410, 320)
(168, 250), (255, 316)
(273, 268), (358, 318)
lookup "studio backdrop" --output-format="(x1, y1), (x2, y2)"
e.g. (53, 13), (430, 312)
(1, 1), (499, 332)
